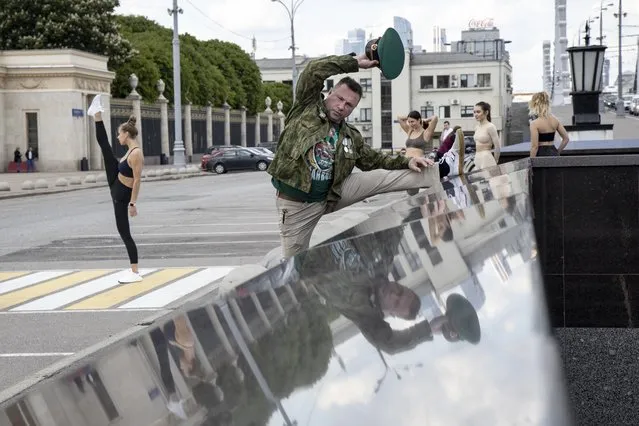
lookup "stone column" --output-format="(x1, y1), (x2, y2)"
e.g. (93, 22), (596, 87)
(127, 73), (143, 150)
(240, 106), (247, 147)
(184, 100), (193, 162)
(206, 102), (213, 149)
(255, 112), (261, 145)
(277, 100), (285, 135)
(223, 102), (231, 146)
(0, 86), (5, 169)
(157, 79), (170, 163)
(265, 97), (273, 142)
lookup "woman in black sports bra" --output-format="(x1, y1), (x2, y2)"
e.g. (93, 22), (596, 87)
(397, 110), (438, 158)
(87, 94), (145, 284)
(529, 91), (570, 157)
(398, 111), (438, 195)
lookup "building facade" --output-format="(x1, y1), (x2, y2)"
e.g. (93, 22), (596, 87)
(257, 50), (513, 150)
(543, 41), (552, 94)
(0, 49), (115, 172)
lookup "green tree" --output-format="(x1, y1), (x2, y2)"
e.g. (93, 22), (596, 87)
(0, 0), (133, 67)
(262, 82), (294, 114)
(114, 15), (264, 113)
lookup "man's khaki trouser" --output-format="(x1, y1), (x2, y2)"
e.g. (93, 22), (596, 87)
(276, 166), (442, 258)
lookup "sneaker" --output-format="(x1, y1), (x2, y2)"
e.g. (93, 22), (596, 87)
(166, 396), (188, 420)
(118, 269), (142, 284)
(87, 94), (104, 117)
(442, 135), (472, 177)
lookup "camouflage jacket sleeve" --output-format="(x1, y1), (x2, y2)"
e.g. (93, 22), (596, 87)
(356, 141), (410, 171)
(295, 55), (359, 105)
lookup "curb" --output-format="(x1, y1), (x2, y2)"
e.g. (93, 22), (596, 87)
(0, 171), (209, 200)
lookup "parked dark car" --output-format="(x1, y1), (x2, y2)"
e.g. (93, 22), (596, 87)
(206, 148), (273, 174)
(200, 145), (243, 170)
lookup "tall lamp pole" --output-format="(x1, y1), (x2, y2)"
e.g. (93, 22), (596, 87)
(598, 1), (614, 43)
(271, 0), (306, 103)
(615, 0), (626, 116)
(168, 0), (186, 165)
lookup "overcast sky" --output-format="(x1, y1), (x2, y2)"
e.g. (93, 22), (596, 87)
(116, 0), (639, 92)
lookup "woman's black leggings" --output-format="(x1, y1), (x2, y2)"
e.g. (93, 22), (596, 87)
(95, 121), (139, 264)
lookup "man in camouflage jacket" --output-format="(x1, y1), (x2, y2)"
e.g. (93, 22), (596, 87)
(268, 53), (442, 257)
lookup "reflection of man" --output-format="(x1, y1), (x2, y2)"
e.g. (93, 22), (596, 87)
(299, 227), (481, 353)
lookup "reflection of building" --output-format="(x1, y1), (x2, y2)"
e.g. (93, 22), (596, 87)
(393, 17), (414, 52)
(0, 280), (306, 426)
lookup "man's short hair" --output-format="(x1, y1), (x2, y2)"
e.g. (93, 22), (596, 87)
(444, 120), (450, 125)
(336, 77), (363, 98)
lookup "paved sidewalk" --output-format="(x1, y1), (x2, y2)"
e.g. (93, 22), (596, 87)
(0, 164), (206, 200)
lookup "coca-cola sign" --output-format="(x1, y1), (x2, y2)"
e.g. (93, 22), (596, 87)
(468, 18), (495, 29)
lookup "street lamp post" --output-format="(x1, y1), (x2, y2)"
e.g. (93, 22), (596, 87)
(598, 1), (614, 43)
(614, 0), (626, 116)
(271, 0), (306, 104)
(168, 0), (186, 166)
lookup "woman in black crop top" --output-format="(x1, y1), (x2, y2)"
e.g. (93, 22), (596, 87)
(397, 111), (438, 195)
(529, 92), (570, 157)
(87, 94), (145, 284)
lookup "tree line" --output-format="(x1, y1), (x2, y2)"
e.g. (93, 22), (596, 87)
(0, 0), (292, 114)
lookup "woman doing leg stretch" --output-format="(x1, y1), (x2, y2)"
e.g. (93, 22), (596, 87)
(88, 94), (145, 283)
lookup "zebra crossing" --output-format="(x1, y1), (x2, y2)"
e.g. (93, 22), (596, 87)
(0, 267), (235, 312)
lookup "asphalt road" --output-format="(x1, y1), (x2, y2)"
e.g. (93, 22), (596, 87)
(0, 169), (400, 393)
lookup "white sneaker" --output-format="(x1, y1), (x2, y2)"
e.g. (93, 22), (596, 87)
(118, 269), (142, 284)
(87, 94), (104, 117)
(166, 397), (187, 420)
(442, 134), (469, 177)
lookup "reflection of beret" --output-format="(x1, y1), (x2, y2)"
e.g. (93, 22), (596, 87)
(446, 294), (481, 344)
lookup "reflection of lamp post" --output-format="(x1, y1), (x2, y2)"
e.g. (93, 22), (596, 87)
(271, 0), (306, 103)
(220, 304), (297, 426)
(567, 39), (607, 125)
(373, 349), (423, 394)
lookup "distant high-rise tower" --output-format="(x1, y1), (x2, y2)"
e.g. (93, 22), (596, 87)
(335, 39), (349, 55)
(603, 58), (611, 88)
(347, 28), (366, 55)
(543, 41), (552, 93)
(393, 16), (414, 50)
(552, 0), (570, 105)
(432, 27), (447, 52)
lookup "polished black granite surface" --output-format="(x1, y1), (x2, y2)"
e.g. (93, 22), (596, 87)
(500, 139), (639, 163)
(0, 159), (572, 425)
(532, 156), (639, 328)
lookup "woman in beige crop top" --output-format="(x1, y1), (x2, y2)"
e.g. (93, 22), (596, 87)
(398, 110), (438, 158)
(472, 101), (500, 170)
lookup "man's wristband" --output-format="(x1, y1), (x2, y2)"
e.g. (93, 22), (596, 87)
(129, 202), (136, 207)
